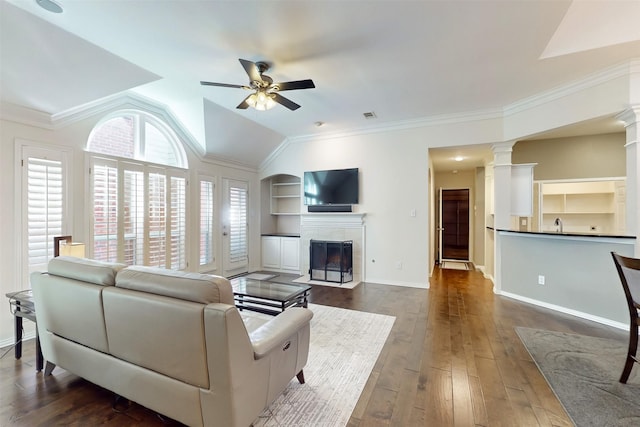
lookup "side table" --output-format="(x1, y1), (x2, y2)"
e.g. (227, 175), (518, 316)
(6, 290), (43, 371)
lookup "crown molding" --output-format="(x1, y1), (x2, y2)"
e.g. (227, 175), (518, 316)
(504, 59), (640, 117)
(0, 102), (55, 129)
(292, 108), (504, 145)
(259, 108), (503, 172)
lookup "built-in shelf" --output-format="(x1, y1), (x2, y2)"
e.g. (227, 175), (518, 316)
(538, 179), (625, 234)
(270, 178), (301, 215)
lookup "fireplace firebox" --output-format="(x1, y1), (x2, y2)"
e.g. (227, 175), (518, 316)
(309, 240), (353, 283)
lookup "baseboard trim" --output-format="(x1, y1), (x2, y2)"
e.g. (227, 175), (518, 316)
(0, 331), (36, 350)
(499, 291), (628, 330)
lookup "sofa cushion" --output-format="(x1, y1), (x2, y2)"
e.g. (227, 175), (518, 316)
(31, 273), (111, 353)
(47, 256), (125, 286)
(103, 287), (211, 389)
(115, 266), (234, 305)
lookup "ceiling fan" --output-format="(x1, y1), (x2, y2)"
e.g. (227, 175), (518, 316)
(200, 59), (315, 111)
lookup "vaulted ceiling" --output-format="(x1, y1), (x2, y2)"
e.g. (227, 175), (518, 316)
(2, 0), (640, 169)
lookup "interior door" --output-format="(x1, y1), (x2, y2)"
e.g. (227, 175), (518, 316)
(439, 188), (470, 261)
(222, 178), (248, 276)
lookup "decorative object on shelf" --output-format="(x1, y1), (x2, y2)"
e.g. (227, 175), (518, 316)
(53, 235), (85, 258)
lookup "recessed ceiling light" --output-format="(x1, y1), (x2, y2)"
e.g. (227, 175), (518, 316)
(454, 156), (464, 162)
(315, 121), (325, 127)
(36, 0), (63, 13)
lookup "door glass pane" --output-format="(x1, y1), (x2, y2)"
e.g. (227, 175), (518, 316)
(229, 185), (248, 264)
(27, 157), (63, 268)
(200, 180), (215, 266)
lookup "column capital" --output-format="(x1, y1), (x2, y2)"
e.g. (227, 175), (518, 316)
(616, 105), (640, 127)
(491, 141), (516, 166)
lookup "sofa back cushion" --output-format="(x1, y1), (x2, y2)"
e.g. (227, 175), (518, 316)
(102, 267), (235, 388)
(31, 257), (125, 354)
(102, 287), (213, 388)
(115, 266), (234, 305)
(48, 256), (126, 286)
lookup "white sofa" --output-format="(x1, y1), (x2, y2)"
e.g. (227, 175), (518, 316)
(31, 256), (313, 426)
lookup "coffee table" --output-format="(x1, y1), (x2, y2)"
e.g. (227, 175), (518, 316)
(230, 277), (311, 316)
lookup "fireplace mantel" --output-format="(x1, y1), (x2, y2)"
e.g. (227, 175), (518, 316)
(300, 212), (366, 285)
(300, 212), (366, 228)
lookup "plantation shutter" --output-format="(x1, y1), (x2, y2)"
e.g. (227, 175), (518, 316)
(199, 178), (215, 269)
(228, 183), (248, 264)
(26, 157), (64, 274)
(123, 168), (144, 265)
(92, 159), (119, 262)
(169, 176), (186, 269)
(90, 156), (186, 269)
(147, 171), (167, 267)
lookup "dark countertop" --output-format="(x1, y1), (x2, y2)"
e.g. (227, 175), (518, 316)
(487, 227), (636, 239)
(261, 233), (301, 238)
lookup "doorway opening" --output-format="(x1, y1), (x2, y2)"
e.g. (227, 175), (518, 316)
(439, 188), (470, 262)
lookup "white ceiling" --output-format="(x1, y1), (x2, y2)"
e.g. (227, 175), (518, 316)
(2, 0), (640, 169)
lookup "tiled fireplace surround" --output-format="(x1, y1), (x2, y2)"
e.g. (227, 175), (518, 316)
(300, 213), (366, 285)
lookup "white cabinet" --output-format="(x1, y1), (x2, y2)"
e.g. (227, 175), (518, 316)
(261, 236), (300, 273)
(261, 236), (282, 270)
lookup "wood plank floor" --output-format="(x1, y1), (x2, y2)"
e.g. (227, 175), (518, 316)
(1, 266), (628, 426)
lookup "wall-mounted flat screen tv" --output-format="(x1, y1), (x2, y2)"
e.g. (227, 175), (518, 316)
(303, 168), (359, 205)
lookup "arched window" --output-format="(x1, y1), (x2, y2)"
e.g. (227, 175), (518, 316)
(87, 111), (188, 269)
(87, 111), (186, 168)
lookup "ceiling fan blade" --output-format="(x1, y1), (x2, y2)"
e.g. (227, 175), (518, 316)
(273, 79), (315, 91)
(201, 81), (250, 90)
(239, 59), (263, 83)
(236, 95), (251, 109)
(273, 93), (301, 111)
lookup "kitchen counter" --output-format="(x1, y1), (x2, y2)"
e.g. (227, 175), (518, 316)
(487, 227), (635, 240)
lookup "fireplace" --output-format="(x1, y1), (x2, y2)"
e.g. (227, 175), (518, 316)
(309, 240), (353, 284)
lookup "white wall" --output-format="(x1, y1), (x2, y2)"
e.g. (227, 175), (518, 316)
(498, 231), (635, 328)
(261, 117), (504, 288)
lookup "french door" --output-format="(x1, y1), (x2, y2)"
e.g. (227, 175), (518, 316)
(222, 179), (248, 276)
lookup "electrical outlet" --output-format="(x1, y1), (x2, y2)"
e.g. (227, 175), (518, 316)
(538, 275), (545, 285)
(395, 261), (403, 270)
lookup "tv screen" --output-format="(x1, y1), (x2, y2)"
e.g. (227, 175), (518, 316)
(304, 168), (359, 206)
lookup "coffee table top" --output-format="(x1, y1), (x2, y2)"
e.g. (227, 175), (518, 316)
(231, 277), (310, 302)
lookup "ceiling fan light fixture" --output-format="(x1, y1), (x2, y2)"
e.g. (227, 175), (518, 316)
(247, 90), (276, 111)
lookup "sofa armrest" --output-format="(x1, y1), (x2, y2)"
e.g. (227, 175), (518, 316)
(249, 307), (313, 359)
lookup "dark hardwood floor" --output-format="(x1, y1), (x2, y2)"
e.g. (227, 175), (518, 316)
(1, 266), (627, 426)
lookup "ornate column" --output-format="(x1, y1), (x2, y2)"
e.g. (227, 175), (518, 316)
(617, 106), (640, 255)
(491, 141), (516, 294)
(492, 141), (517, 229)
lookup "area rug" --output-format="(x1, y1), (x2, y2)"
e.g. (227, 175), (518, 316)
(516, 327), (640, 427)
(440, 261), (470, 270)
(253, 304), (395, 426)
(244, 273), (278, 281)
